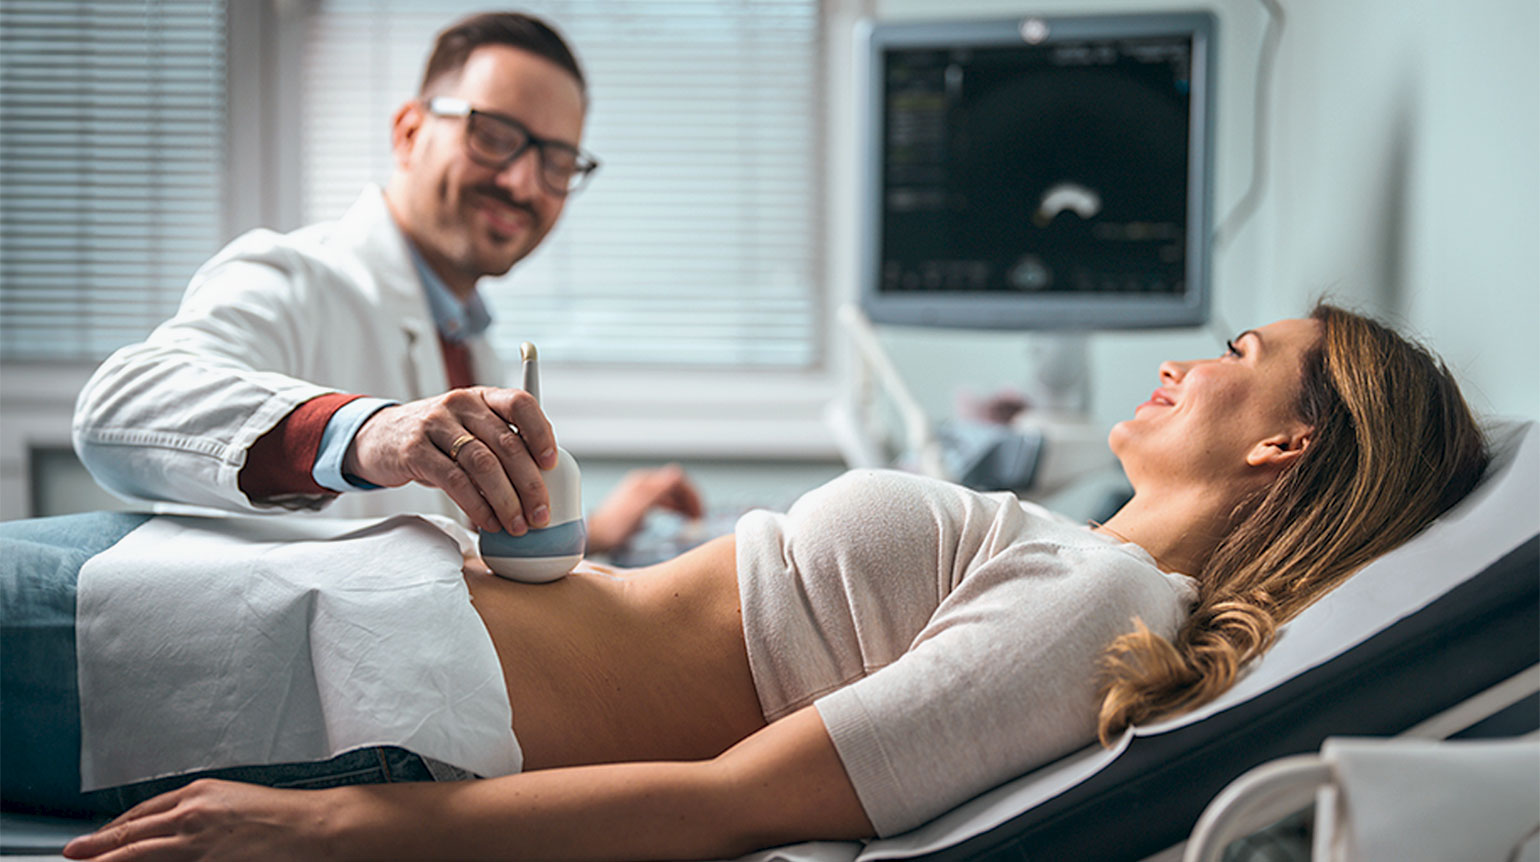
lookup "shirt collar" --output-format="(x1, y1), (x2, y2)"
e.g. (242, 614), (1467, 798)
(405, 241), (493, 343)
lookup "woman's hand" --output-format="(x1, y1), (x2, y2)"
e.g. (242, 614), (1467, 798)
(63, 779), (335, 862)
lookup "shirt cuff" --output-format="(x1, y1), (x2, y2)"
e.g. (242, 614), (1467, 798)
(313, 397), (397, 492)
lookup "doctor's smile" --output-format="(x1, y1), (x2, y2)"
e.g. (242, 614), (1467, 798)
(475, 190), (536, 238)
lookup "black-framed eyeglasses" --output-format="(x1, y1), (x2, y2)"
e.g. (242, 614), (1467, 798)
(426, 96), (600, 196)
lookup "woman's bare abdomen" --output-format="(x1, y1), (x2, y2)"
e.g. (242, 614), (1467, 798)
(462, 535), (766, 770)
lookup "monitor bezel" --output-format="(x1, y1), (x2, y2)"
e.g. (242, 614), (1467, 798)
(856, 12), (1218, 331)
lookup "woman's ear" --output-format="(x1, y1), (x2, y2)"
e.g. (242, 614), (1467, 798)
(1246, 427), (1313, 469)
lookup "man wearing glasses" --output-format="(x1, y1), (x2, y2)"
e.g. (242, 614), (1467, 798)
(73, 12), (700, 552)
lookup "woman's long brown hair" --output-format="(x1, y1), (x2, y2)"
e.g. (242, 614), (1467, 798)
(1095, 303), (1489, 745)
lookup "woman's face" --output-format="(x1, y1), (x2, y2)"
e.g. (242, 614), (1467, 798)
(1109, 317), (1323, 491)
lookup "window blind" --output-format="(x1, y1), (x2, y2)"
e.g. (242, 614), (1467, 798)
(0, 0), (225, 361)
(301, 0), (822, 369)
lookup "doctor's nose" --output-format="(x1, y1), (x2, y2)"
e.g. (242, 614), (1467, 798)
(495, 146), (545, 200)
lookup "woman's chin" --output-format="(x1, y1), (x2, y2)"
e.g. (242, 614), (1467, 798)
(1106, 421), (1130, 454)
(1105, 423), (1144, 481)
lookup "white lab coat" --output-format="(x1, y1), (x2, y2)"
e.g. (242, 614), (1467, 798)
(73, 186), (504, 520)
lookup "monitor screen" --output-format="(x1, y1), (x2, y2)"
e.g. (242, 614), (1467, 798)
(858, 13), (1216, 330)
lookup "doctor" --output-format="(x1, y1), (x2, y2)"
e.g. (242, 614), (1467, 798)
(72, 12), (700, 551)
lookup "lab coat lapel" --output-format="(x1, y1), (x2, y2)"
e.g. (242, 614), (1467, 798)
(399, 315), (445, 400)
(338, 185), (449, 400)
(468, 336), (506, 387)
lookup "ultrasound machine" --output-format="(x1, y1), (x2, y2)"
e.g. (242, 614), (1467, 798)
(831, 11), (1216, 501)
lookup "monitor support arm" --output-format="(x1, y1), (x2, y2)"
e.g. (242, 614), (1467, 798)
(828, 304), (1114, 495)
(1022, 332), (1089, 415)
(828, 303), (946, 477)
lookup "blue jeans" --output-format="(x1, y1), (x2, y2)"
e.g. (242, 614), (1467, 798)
(0, 513), (440, 817)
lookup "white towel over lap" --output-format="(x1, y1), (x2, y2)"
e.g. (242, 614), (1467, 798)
(76, 514), (519, 791)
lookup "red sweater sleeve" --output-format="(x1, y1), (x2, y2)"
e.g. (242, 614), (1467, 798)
(238, 392), (366, 501)
(439, 334), (475, 390)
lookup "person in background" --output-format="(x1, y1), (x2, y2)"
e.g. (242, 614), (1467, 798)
(71, 11), (700, 552)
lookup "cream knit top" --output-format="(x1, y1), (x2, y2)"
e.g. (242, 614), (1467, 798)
(735, 470), (1198, 837)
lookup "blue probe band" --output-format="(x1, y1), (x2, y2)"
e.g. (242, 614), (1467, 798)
(478, 519), (587, 558)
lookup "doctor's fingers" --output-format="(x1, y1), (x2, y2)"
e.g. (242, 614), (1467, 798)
(478, 387), (558, 471)
(417, 445), (507, 535)
(453, 413), (552, 531)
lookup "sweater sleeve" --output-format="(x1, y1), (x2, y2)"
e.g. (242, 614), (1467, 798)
(813, 543), (1191, 837)
(237, 392), (365, 503)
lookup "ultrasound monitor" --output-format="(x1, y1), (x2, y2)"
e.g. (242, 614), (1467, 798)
(858, 12), (1217, 331)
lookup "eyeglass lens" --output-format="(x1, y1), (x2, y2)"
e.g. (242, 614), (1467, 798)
(465, 113), (588, 192)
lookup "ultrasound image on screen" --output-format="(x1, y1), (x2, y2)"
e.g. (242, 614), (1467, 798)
(881, 36), (1192, 297)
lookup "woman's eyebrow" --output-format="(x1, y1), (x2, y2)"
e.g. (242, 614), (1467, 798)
(1237, 329), (1263, 352)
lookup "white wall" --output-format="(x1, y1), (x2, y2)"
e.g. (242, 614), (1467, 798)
(864, 0), (1540, 429)
(1262, 0), (1539, 421)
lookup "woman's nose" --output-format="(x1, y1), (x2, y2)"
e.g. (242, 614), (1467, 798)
(1159, 360), (1186, 383)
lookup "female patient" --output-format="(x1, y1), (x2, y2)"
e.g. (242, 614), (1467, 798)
(20, 304), (1486, 861)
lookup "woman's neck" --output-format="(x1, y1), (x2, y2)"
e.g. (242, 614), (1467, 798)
(1094, 486), (1237, 577)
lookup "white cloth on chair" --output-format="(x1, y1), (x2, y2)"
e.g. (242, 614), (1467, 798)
(1316, 737), (1540, 862)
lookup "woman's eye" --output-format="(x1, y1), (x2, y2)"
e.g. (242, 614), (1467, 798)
(1224, 339), (1242, 358)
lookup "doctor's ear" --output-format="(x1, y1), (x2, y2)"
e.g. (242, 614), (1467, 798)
(1246, 428), (1313, 469)
(389, 101), (429, 168)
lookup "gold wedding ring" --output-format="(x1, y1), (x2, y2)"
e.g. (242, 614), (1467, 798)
(447, 432), (477, 461)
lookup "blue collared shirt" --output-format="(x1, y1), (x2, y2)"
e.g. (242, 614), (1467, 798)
(409, 242), (492, 344)
(311, 242), (494, 492)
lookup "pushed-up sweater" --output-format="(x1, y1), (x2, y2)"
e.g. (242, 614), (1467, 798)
(735, 470), (1198, 837)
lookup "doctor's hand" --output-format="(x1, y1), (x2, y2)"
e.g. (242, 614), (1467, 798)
(343, 386), (557, 535)
(586, 464), (705, 554)
(63, 779), (330, 862)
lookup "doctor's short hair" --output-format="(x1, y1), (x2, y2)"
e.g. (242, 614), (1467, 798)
(419, 11), (586, 99)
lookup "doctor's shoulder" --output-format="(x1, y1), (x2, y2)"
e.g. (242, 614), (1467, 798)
(179, 219), (374, 314)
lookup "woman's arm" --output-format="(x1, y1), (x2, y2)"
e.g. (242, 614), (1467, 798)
(63, 706), (874, 862)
